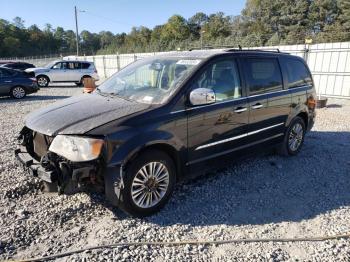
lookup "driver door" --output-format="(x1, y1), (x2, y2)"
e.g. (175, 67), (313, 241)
(48, 62), (67, 82)
(187, 57), (249, 170)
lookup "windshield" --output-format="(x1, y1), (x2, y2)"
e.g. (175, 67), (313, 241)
(96, 57), (202, 104)
(45, 61), (57, 68)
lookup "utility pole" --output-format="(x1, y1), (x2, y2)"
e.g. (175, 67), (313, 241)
(74, 6), (79, 56)
(200, 30), (205, 49)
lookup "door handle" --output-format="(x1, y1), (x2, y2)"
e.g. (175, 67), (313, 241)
(4, 81), (12, 83)
(251, 103), (263, 110)
(234, 107), (247, 113)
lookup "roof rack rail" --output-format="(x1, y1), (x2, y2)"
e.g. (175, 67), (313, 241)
(225, 48), (288, 54)
(188, 45), (242, 51)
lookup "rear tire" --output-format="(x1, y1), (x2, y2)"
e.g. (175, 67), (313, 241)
(277, 116), (306, 156)
(37, 75), (49, 87)
(119, 150), (176, 217)
(11, 86), (26, 99)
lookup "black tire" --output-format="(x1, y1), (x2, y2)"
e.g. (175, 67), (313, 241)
(37, 75), (49, 87)
(119, 149), (176, 217)
(278, 116), (306, 156)
(10, 86), (26, 99)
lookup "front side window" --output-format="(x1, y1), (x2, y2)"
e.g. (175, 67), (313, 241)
(52, 63), (62, 69)
(193, 59), (241, 101)
(97, 57), (202, 104)
(244, 58), (283, 95)
(285, 59), (313, 88)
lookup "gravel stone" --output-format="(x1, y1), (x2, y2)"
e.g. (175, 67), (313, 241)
(0, 88), (349, 261)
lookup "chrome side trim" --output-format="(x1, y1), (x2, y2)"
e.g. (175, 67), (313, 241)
(170, 97), (247, 114)
(195, 122), (284, 150)
(187, 133), (284, 166)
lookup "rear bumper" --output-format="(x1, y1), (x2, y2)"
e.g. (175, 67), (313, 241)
(27, 83), (40, 94)
(14, 146), (56, 183)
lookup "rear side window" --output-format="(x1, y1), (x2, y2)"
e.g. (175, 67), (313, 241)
(82, 63), (91, 69)
(0, 68), (15, 77)
(285, 59), (313, 88)
(66, 62), (81, 69)
(244, 58), (283, 95)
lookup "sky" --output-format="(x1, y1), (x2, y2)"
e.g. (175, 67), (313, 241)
(1, 0), (246, 34)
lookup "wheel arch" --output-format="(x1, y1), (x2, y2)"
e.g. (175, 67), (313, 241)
(296, 111), (308, 130)
(286, 109), (309, 130)
(123, 143), (183, 182)
(36, 74), (50, 82)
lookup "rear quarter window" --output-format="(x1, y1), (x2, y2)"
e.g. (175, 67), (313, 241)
(82, 63), (91, 69)
(285, 59), (313, 88)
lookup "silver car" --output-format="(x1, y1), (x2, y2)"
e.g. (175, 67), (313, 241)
(26, 60), (100, 87)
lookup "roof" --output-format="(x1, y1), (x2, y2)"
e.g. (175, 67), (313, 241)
(155, 48), (291, 60)
(53, 60), (93, 63)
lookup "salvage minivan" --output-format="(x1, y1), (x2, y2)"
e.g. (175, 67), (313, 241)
(15, 49), (316, 217)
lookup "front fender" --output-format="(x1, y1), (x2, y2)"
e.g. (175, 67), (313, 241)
(106, 130), (185, 168)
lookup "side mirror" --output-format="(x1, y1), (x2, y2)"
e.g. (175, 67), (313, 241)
(189, 88), (216, 106)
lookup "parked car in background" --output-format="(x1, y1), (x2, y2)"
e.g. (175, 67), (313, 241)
(25, 60), (99, 87)
(0, 67), (39, 99)
(0, 62), (36, 71)
(16, 49), (316, 217)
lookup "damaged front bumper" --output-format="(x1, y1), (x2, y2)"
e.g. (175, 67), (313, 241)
(15, 145), (100, 193)
(15, 146), (57, 183)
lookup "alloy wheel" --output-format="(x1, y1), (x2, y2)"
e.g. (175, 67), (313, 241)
(131, 162), (170, 208)
(12, 86), (26, 99)
(38, 77), (48, 87)
(288, 122), (304, 151)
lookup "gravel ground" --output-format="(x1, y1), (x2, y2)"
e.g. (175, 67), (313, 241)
(0, 87), (350, 261)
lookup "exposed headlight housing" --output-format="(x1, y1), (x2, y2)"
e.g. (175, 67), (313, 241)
(49, 135), (104, 162)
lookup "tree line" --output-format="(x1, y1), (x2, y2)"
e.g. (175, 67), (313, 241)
(0, 0), (349, 58)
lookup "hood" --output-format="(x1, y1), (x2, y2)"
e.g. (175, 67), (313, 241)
(25, 93), (150, 136)
(25, 67), (49, 73)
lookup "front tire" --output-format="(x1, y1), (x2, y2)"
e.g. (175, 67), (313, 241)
(11, 86), (26, 99)
(119, 150), (176, 217)
(37, 75), (49, 87)
(278, 116), (306, 156)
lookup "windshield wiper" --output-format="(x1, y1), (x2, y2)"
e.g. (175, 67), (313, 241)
(96, 88), (133, 102)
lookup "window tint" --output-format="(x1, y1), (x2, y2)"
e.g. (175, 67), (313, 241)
(0, 68), (15, 77)
(193, 59), (241, 101)
(285, 59), (312, 88)
(70, 62), (81, 69)
(82, 63), (91, 69)
(244, 58), (283, 95)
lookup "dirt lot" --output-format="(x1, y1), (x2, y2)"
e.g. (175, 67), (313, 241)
(0, 87), (350, 261)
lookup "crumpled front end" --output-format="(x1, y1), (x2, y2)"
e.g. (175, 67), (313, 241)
(15, 127), (105, 194)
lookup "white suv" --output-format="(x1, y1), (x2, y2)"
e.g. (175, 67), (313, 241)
(26, 60), (100, 87)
